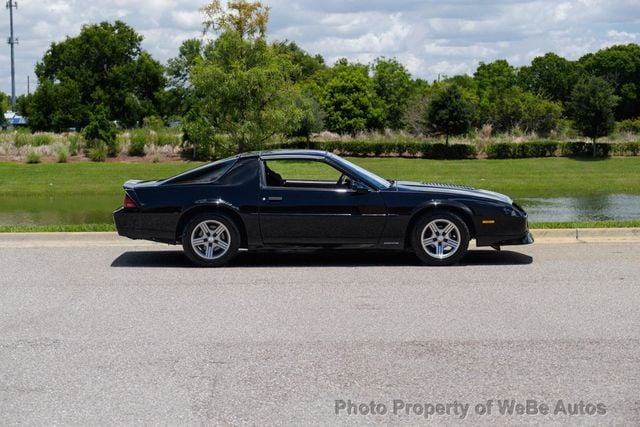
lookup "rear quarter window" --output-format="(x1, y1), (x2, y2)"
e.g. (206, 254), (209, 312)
(169, 158), (237, 184)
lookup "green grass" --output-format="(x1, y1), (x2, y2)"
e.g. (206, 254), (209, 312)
(267, 157), (640, 198)
(347, 157), (640, 198)
(1, 157), (639, 230)
(2, 157), (639, 198)
(0, 224), (116, 232)
(0, 161), (203, 196)
(530, 220), (640, 229)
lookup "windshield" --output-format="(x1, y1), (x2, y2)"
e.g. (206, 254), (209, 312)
(328, 153), (391, 190)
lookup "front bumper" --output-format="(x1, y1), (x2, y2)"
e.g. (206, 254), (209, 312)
(492, 231), (534, 246)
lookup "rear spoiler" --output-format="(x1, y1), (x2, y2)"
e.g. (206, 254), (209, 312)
(123, 179), (144, 190)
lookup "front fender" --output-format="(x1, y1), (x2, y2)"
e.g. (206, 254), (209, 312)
(410, 200), (476, 218)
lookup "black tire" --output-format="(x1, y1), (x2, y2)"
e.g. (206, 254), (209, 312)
(182, 213), (240, 267)
(411, 211), (470, 266)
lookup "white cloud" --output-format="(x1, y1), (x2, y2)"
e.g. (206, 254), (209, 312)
(0, 0), (638, 97)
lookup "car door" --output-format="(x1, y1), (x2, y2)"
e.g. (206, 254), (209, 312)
(258, 157), (387, 244)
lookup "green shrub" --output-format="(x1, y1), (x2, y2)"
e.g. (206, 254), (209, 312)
(486, 143), (515, 159)
(83, 106), (118, 156)
(128, 129), (148, 156)
(88, 141), (108, 162)
(514, 140), (559, 158)
(156, 130), (182, 147)
(561, 141), (611, 157)
(26, 150), (41, 164)
(617, 118), (640, 134)
(56, 145), (69, 163)
(182, 118), (215, 160)
(420, 143), (473, 160)
(68, 133), (83, 155)
(624, 142), (640, 156)
(143, 116), (165, 130)
(610, 141), (640, 156)
(14, 131), (31, 147)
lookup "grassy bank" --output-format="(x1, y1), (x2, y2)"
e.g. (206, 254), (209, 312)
(1, 157), (639, 230)
(2, 157), (640, 198)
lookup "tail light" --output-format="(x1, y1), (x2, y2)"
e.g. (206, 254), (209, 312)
(123, 193), (138, 209)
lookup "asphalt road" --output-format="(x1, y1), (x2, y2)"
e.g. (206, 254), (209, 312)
(1, 240), (639, 425)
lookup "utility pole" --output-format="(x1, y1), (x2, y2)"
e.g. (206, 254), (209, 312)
(6, 0), (18, 111)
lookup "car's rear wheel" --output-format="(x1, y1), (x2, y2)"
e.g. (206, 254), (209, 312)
(182, 214), (240, 267)
(411, 212), (469, 266)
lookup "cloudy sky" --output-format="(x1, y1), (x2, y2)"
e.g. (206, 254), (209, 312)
(1, 0), (639, 99)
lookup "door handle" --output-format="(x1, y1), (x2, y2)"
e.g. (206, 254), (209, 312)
(267, 196), (283, 202)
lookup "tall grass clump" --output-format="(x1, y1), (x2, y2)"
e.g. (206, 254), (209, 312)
(31, 132), (56, 146)
(88, 141), (108, 162)
(67, 133), (83, 155)
(128, 129), (150, 156)
(56, 145), (69, 163)
(14, 131), (31, 147)
(26, 150), (42, 164)
(157, 129), (182, 147)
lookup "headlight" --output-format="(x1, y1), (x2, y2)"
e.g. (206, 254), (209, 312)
(503, 205), (526, 217)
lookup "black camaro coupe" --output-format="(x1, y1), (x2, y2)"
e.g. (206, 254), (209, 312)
(114, 150), (533, 266)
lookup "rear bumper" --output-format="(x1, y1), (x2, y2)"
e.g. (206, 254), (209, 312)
(113, 208), (178, 244)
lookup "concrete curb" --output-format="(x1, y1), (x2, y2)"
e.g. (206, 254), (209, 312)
(0, 229), (638, 247)
(532, 228), (640, 243)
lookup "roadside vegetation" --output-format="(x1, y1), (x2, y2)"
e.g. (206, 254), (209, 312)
(1, 157), (639, 231)
(1, 1), (639, 163)
(1, 0), (639, 230)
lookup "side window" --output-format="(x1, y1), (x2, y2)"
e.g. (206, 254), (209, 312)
(264, 159), (346, 188)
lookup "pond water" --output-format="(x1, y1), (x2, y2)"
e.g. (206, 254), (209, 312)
(1, 193), (639, 226)
(0, 195), (120, 226)
(519, 194), (640, 223)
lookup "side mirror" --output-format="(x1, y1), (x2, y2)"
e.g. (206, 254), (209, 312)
(350, 180), (370, 195)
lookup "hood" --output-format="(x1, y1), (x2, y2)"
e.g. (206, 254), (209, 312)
(394, 180), (513, 204)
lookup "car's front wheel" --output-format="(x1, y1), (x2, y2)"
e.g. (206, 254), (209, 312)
(182, 214), (240, 267)
(412, 212), (470, 266)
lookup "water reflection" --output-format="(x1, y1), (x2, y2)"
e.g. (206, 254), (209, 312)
(0, 195), (119, 226)
(1, 193), (639, 226)
(519, 194), (640, 223)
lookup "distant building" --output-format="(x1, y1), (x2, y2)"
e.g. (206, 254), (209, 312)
(3, 111), (28, 127)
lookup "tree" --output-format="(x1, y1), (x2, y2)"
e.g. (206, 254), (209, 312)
(82, 105), (118, 155)
(318, 60), (384, 134)
(201, 0), (270, 39)
(0, 91), (9, 113)
(518, 53), (582, 107)
(427, 84), (473, 144)
(0, 92), (7, 128)
(372, 58), (414, 130)
(164, 38), (205, 117)
(579, 44), (640, 120)
(272, 41), (325, 82)
(569, 76), (618, 157)
(474, 59), (517, 101)
(31, 21), (165, 131)
(188, 2), (303, 154)
(473, 60), (517, 126)
(489, 88), (562, 135)
(290, 90), (325, 142)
